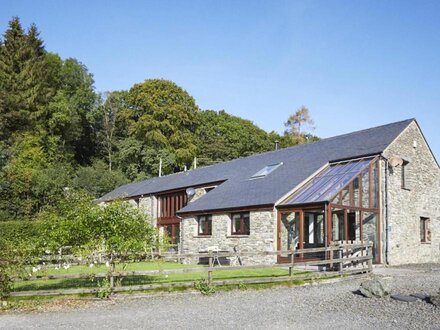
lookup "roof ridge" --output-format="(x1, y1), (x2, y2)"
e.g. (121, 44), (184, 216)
(121, 118), (415, 184)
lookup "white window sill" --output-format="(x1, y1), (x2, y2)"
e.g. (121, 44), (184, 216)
(194, 235), (212, 238)
(227, 235), (249, 238)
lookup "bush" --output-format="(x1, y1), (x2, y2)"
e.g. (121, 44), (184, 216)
(0, 238), (32, 298)
(39, 192), (161, 259)
(0, 220), (44, 245)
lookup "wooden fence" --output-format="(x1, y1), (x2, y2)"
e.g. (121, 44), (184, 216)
(10, 242), (373, 297)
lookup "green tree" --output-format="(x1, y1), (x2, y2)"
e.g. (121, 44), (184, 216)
(0, 17), (55, 141)
(0, 133), (73, 219)
(73, 160), (129, 198)
(44, 57), (99, 164)
(122, 79), (199, 176)
(195, 110), (277, 165)
(40, 193), (160, 259)
(97, 91), (129, 171)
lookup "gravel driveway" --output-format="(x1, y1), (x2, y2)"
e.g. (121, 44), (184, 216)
(1, 264), (439, 330)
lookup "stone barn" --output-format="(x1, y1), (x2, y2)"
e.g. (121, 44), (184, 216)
(99, 119), (440, 265)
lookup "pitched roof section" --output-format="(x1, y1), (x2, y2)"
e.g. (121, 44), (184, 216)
(281, 157), (374, 206)
(99, 119), (414, 213)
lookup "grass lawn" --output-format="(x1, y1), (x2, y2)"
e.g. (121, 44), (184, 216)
(13, 261), (306, 292)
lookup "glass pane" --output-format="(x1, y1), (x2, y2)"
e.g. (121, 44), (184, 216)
(304, 210), (325, 247)
(286, 158), (374, 205)
(361, 170), (369, 208)
(341, 188), (350, 206)
(233, 218), (240, 233)
(243, 217), (250, 234)
(372, 162), (378, 208)
(198, 216), (205, 234)
(347, 212), (356, 241)
(280, 212), (299, 256)
(331, 193), (340, 205)
(207, 216), (212, 235)
(332, 209), (344, 241)
(251, 163), (282, 178)
(362, 212), (377, 262)
(174, 224), (180, 244)
(353, 177), (360, 207)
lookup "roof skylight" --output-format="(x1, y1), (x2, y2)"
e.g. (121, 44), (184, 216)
(250, 162), (283, 179)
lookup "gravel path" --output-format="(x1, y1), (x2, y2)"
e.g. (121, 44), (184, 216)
(1, 264), (439, 330)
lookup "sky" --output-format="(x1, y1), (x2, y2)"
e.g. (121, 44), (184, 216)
(1, 0), (440, 158)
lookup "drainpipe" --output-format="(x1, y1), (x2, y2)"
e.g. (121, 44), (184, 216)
(324, 203), (328, 247)
(383, 156), (390, 265)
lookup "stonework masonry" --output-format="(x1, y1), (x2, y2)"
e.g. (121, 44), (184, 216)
(383, 121), (440, 265)
(126, 196), (157, 227)
(113, 121), (439, 267)
(180, 210), (277, 265)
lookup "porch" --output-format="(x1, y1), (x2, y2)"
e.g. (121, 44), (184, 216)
(277, 156), (381, 263)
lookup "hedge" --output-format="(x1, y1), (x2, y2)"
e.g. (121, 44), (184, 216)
(0, 220), (44, 244)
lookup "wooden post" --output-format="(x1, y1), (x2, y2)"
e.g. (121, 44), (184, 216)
(208, 254), (213, 285)
(110, 261), (115, 290)
(367, 244), (373, 273)
(338, 244), (344, 275)
(108, 251), (115, 291)
(288, 250), (294, 278)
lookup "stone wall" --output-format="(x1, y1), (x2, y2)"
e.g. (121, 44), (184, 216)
(125, 196), (156, 227)
(139, 196), (157, 227)
(383, 121), (440, 265)
(180, 210), (277, 265)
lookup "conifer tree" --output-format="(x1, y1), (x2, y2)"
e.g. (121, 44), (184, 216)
(0, 17), (53, 141)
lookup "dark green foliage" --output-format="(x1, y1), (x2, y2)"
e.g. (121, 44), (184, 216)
(0, 17), (318, 220)
(0, 220), (44, 246)
(44, 56), (99, 164)
(39, 192), (159, 258)
(195, 110), (286, 166)
(73, 160), (129, 198)
(0, 133), (73, 219)
(119, 79), (199, 177)
(0, 17), (55, 141)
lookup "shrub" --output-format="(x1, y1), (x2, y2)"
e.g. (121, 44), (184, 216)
(39, 192), (161, 259)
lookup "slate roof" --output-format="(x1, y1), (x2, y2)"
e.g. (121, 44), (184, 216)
(99, 119), (414, 214)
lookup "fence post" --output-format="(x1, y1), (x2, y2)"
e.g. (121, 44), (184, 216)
(338, 244), (344, 275)
(109, 253), (115, 290)
(289, 250), (294, 278)
(367, 244), (373, 273)
(208, 254), (213, 285)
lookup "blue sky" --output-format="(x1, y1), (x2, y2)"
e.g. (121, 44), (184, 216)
(1, 0), (440, 158)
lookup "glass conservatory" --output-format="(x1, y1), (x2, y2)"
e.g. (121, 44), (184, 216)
(277, 157), (381, 263)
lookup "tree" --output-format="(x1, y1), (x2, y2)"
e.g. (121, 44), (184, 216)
(98, 91), (128, 171)
(0, 133), (73, 219)
(40, 193), (160, 259)
(44, 57), (99, 164)
(0, 17), (55, 141)
(119, 79), (199, 177)
(73, 160), (129, 198)
(285, 106), (315, 136)
(195, 110), (277, 165)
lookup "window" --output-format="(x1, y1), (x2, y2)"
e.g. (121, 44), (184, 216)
(231, 212), (250, 235)
(197, 215), (212, 236)
(401, 160), (410, 190)
(250, 163), (283, 179)
(420, 217), (431, 243)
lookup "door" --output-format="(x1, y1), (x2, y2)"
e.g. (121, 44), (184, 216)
(278, 211), (300, 263)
